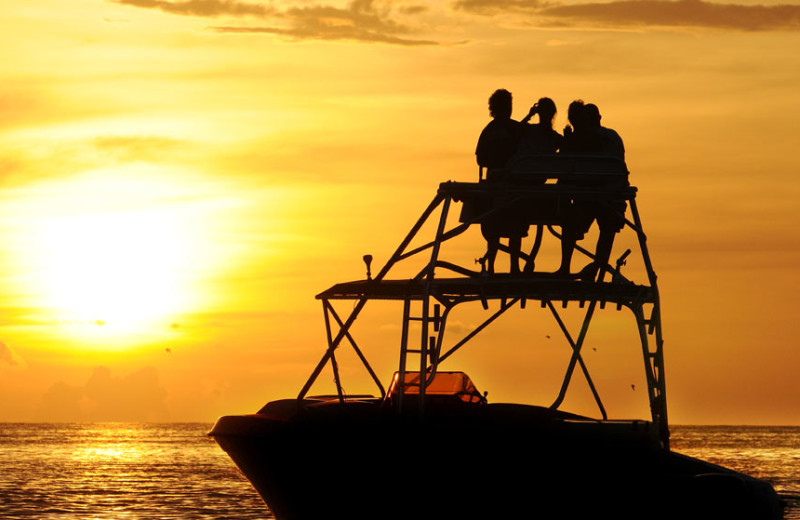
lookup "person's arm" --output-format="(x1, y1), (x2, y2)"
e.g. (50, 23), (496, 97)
(520, 103), (538, 124)
(476, 126), (489, 166)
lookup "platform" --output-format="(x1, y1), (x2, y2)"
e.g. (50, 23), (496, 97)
(317, 277), (656, 308)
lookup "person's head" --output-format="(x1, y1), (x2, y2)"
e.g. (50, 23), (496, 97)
(488, 89), (513, 119)
(584, 103), (602, 128)
(535, 97), (557, 127)
(567, 100), (586, 130)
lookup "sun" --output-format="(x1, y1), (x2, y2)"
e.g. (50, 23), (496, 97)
(10, 166), (227, 339)
(37, 209), (188, 329)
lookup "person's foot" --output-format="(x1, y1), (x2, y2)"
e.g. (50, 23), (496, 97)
(477, 254), (494, 275)
(554, 265), (573, 278)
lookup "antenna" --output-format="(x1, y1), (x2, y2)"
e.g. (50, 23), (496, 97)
(363, 254), (373, 280)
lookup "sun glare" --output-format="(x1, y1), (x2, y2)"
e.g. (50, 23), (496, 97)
(3, 166), (232, 343)
(37, 210), (187, 328)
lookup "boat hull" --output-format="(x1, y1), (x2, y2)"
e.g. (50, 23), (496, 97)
(210, 401), (782, 520)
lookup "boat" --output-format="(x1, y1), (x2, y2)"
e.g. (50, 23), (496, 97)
(210, 154), (784, 519)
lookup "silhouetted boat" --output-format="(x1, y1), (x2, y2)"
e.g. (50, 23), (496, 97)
(210, 156), (783, 519)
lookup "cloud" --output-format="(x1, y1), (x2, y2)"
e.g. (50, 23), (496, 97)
(111, 0), (275, 17)
(113, 0), (800, 36)
(455, 0), (800, 31)
(219, 1), (443, 46)
(208, 24), (437, 46)
(452, 0), (546, 16)
(539, 0), (800, 31)
(0, 133), (194, 188)
(110, 0), (441, 44)
(38, 366), (169, 421)
(0, 341), (24, 368)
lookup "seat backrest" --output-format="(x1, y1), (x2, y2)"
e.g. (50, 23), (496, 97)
(508, 154), (628, 185)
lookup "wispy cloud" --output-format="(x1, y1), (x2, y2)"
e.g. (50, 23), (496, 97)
(109, 0), (800, 40)
(541, 0), (800, 31)
(217, 0), (442, 47)
(452, 0), (547, 16)
(111, 0), (275, 17)
(455, 0), (800, 31)
(0, 341), (23, 367)
(0, 134), (192, 187)
(110, 0), (441, 45)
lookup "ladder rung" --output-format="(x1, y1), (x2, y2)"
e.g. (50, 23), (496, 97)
(642, 319), (656, 334)
(407, 316), (440, 323)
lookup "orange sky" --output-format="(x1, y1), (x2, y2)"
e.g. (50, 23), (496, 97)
(1, 0), (799, 425)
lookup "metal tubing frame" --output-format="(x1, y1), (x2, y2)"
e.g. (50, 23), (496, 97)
(297, 177), (670, 449)
(322, 298), (344, 401)
(437, 298), (521, 365)
(546, 300), (608, 420)
(410, 196), (451, 407)
(633, 301), (668, 449)
(629, 197), (668, 447)
(298, 193), (445, 399)
(323, 300), (387, 399)
(396, 299), (413, 409)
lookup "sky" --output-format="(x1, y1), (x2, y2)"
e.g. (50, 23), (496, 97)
(1, 0), (799, 425)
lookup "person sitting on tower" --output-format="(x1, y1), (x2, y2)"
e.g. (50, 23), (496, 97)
(511, 97), (564, 273)
(474, 89), (526, 274)
(557, 102), (628, 281)
(476, 89), (523, 177)
(518, 97), (563, 156)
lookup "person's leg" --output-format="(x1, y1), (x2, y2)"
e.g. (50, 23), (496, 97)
(480, 222), (499, 274)
(557, 229), (576, 276)
(509, 236), (521, 274)
(524, 225), (543, 274)
(558, 201), (592, 277)
(485, 238), (498, 274)
(582, 201), (625, 281)
(593, 229), (615, 278)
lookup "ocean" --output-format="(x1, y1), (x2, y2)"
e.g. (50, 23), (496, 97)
(0, 423), (797, 519)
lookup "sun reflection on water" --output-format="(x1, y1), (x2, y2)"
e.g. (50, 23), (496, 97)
(72, 444), (142, 462)
(0, 423), (271, 520)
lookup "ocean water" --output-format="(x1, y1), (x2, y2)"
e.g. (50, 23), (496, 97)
(0, 423), (797, 519)
(0, 423), (269, 520)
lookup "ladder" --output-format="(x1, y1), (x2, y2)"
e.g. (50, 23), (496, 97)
(395, 198), (451, 410)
